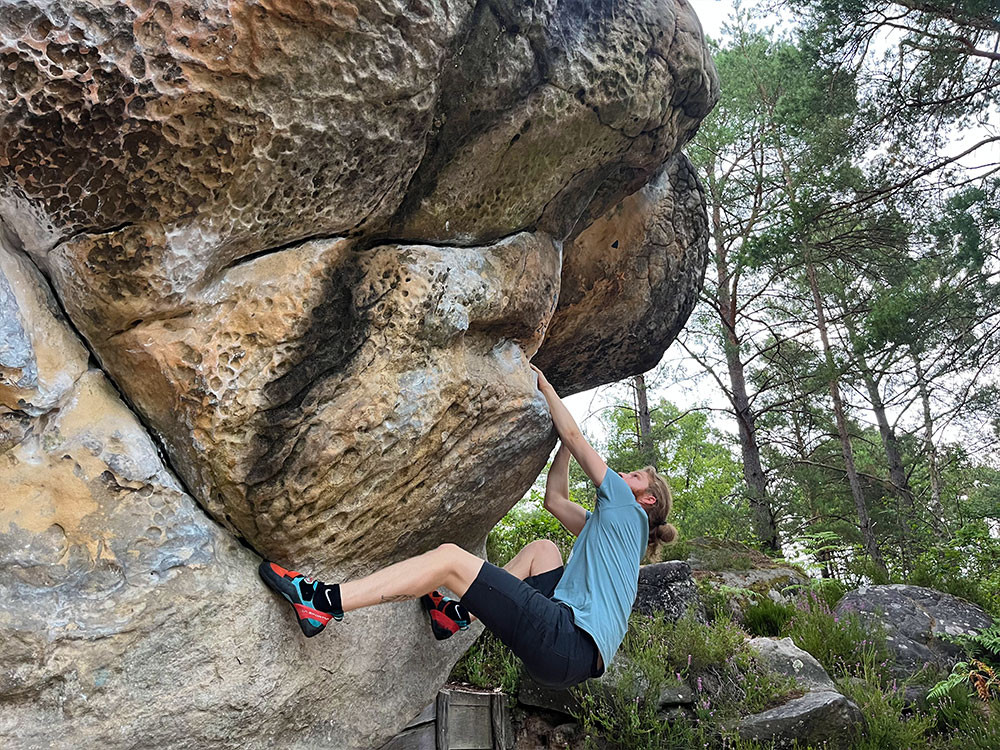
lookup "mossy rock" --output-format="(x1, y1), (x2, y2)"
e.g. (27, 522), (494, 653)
(675, 537), (811, 620)
(684, 537), (780, 572)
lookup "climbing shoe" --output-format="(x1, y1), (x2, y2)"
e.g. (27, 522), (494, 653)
(258, 560), (343, 638)
(421, 590), (470, 641)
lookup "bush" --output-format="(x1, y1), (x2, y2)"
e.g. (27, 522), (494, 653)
(572, 610), (798, 749)
(743, 596), (797, 637)
(782, 590), (892, 680)
(486, 492), (579, 567)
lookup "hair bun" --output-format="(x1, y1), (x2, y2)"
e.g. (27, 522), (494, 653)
(657, 523), (678, 544)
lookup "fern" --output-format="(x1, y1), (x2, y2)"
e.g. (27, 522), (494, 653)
(976, 623), (1000, 657)
(928, 664), (971, 701)
(936, 621), (1000, 665)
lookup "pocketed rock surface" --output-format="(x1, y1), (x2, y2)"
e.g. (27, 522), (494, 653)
(0, 236), (474, 750)
(0, 1), (718, 746)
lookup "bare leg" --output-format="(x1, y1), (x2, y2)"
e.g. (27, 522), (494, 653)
(502, 539), (563, 580)
(339, 543), (484, 612)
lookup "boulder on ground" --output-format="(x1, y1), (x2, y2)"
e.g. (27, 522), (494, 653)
(0, 237), (469, 750)
(633, 560), (703, 620)
(737, 690), (865, 749)
(748, 637), (836, 693)
(835, 584), (993, 678)
(684, 537), (809, 622)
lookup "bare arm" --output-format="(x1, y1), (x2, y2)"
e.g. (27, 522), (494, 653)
(530, 365), (609, 486)
(543, 442), (588, 536)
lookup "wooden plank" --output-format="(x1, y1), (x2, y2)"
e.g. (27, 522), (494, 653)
(490, 694), (512, 750)
(379, 723), (436, 750)
(449, 691), (492, 708)
(405, 701), (437, 729)
(448, 704), (493, 749)
(436, 690), (450, 750)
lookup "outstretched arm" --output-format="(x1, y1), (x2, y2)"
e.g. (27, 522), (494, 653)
(530, 365), (609, 486)
(543, 443), (588, 536)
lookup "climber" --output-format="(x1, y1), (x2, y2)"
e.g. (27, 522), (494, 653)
(258, 364), (677, 689)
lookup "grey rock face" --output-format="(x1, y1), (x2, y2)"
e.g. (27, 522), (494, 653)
(836, 584), (993, 678)
(633, 560), (702, 620)
(737, 690), (865, 749)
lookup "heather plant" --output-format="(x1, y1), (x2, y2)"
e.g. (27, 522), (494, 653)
(573, 610), (798, 749)
(782, 589), (891, 680)
(449, 629), (521, 695)
(742, 596), (796, 637)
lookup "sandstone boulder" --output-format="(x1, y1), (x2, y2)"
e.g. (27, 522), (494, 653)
(0, 1), (720, 746)
(53, 230), (563, 570)
(0, 235), (471, 750)
(534, 153), (709, 394)
(2, 0), (717, 573)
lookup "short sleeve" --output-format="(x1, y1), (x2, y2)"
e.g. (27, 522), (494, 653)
(596, 467), (636, 509)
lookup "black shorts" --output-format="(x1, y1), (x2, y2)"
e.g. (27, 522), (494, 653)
(459, 561), (604, 689)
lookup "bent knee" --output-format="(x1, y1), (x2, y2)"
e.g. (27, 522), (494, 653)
(435, 542), (475, 563)
(531, 539), (562, 565)
(530, 539), (560, 556)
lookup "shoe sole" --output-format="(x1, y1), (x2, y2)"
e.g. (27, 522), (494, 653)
(421, 594), (469, 640)
(258, 560), (328, 638)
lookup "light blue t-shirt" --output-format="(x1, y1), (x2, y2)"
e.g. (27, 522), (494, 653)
(552, 468), (648, 669)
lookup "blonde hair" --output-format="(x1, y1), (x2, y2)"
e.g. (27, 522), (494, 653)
(639, 466), (677, 560)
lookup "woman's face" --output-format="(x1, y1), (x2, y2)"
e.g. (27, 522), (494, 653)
(619, 470), (651, 499)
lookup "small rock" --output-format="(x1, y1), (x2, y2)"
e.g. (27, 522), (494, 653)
(737, 691), (865, 749)
(748, 637), (836, 692)
(633, 561), (702, 620)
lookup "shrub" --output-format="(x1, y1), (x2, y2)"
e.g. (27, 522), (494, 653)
(573, 610), (798, 749)
(782, 590), (892, 680)
(486, 492), (578, 567)
(742, 596), (797, 637)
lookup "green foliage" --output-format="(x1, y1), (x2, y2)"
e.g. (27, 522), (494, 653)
(743, 597), (797, 637)
(573, 610), (798, 749)
(602, 401), (749, 545)
(930, 622), (1000, 702)
(836, 668), (937, 750)
(486, 491), (579, 567)
(448, 630), (521, 695)
(782, 590), (891, 679)
(905, 529), (1000, 619)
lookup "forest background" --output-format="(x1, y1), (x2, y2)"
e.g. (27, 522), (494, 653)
(498, 0), (1000, 620)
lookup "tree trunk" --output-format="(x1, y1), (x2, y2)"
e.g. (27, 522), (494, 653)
(806, 263), (889, 579)
(633, 373), (654, 463)
(710, 194), (779, 551)
(841, 315), (916, 546)
(792, 410), (835, 578)
(912, 352), (949, 533)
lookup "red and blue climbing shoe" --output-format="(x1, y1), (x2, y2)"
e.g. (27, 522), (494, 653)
(421, 590), (470, 641)
(258, 560), (343, 638)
